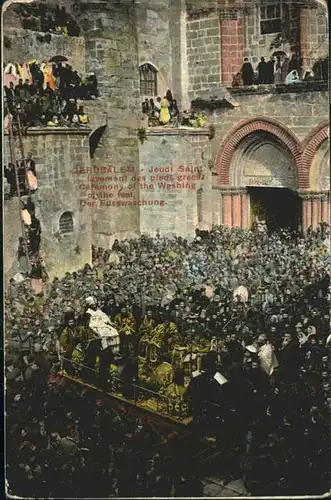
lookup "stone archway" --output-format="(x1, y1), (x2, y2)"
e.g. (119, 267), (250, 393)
(309, 139), (330, 192)
(300, 122), (330, 230)
(214, 118), (304, 229)
(230, 131), (299, 190)
(302, 121), (329, 188)
(215, 117), (303, 186)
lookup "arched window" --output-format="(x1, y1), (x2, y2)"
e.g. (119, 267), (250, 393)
(59, 211), (74, 235)
(139, 63), (158, 96)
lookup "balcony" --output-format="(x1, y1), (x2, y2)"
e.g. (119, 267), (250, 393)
(227, 80), (328, 97)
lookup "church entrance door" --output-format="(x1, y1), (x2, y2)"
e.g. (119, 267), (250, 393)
(248, 187), (301, 231)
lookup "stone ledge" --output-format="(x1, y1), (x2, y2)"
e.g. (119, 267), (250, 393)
(227, 81), (328, 96)
(4, 127), (92, 136)
(146, 127), (210, 136)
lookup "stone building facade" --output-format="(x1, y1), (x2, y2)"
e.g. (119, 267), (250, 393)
(3, 0), (329, 280)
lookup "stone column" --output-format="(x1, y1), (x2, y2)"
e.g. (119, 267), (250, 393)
(312, 198), (319, 229)
(223, 193), (232, 227)
(232, 193), (241, 227)
(299, 191), (312, 233)
(219, 187), (248, 228)
(299, 191), (329, 233)
(240, 189), (249, 229)
(321, 193), (330, 223)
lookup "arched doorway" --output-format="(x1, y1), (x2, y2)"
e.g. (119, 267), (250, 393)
(214, 118), (304, 231)
(230, 131), (301, 231)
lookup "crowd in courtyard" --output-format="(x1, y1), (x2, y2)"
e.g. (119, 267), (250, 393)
(4, 59), (95, 127)
(5, 225), (331, 497)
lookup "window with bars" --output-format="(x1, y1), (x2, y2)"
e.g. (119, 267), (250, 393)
(59, 211), (74, 235)
(260, 4), (281, 35)
(139, 63), (158, 96)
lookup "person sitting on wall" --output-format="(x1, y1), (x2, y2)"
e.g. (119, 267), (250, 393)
(29, 62), (44, 92)
(303, 70), (314, 82)
(241, 58), (254, 86)
(170, 99), (180, 125)
(66, 17), (80, 37)
(142, 98), (150, 115)
(149, 98), (155, 114)
(63, 98), (78, 123)
(232, 72), (243, 88)
(257, 57), (268, 84)
(43, 13), (56, 33)
(154, 97), (161, 118)
(78, 105), (89, 125)
(55, 6), (68, 35)
(285, 70), (301, 85)
(181, 109), (191, 126)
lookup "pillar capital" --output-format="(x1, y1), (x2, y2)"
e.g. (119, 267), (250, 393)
(298, 190), (329, 201)
(217, 186), (247, 196)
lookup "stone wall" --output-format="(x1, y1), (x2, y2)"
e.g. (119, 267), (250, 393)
(139, 129), (212, 237)
(300, 3), (329, 70)
(220, 13), (245, 85)
(73, 0), (142, 249)
(210, 88), (329, 157)
(242, 5), (291, 65)
(136, 0), (172, 98)
(186, 12), (221, 97)
(4, 129), (92, 282)
(3, 28), (86, 76)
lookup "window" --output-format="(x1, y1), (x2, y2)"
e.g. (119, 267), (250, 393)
(260, 4), (281, 35)
(139, 63), (157, 96)
(59, 211), (74, 235)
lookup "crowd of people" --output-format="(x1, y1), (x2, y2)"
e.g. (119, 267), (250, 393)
(4, 151), (46, 295)
(142, 89), (206, 128)
(13, 3), (80, 37)
(233, 53), (328, 87)
(4, 59), (94, 127)
(5, 225), (331, 496)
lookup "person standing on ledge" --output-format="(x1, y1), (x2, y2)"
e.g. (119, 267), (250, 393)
(241, 57), (255, 86)
(159, 96), (171, 125)
(257, 57), (268, 84)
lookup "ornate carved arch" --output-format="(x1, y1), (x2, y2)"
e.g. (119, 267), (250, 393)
(301, 121), (329, 187)
(215, 117), (304, 187)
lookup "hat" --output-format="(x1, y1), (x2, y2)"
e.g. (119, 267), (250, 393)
(246, 345), (257, 354)
(85, 296), (96, 306)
